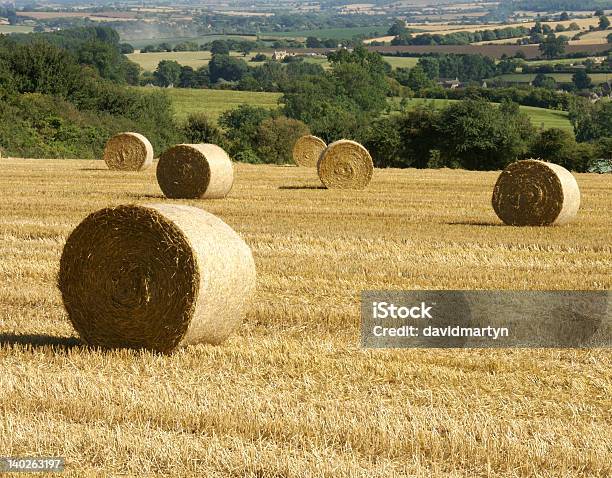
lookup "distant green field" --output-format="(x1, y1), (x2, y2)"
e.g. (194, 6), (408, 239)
(147, 88), (283, 121)
(127, 34), (258, 50)
(129, 51), (418, 72)
(261, 26), (388, 40)
(491, 73), (611, 84)
(128, 51), (270, 72)
(389, 98), (573, 131)
(381, 56), (420, 69)
(0, 25), (33, 34)
(156, 87), (573, 132)
(524, 57), (599, 66)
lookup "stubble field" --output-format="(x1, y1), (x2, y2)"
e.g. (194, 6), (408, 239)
(0, 159), (611, 477)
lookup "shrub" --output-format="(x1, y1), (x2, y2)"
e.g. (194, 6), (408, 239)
(255, 116), (310, 164)
(182, 113), (228, 147)
(530, 128), (596, 172)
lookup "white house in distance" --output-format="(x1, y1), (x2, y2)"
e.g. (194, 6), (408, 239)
(272, 50), (296, 61)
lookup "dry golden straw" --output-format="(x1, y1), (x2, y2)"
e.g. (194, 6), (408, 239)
(492, 159), (581, 226)
(317, 140), (374, 190)
(157, 144), (234, 199)
(103, 132), (153, 171)
(292, 135), (327, 167)
(58, 204), (256, 353)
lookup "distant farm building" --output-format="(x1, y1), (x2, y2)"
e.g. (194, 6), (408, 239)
(438, 78), (461, 89)
(272, 50), (295, 61)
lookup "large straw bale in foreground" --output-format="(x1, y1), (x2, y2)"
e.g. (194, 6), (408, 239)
(317, 140), (373, 190)
(103, 132), (153, 171)
(157, 144), (233, 199)
(293, 135), (327, 167)
(492, 159), (580, 226)
(58, 204), (256, 353)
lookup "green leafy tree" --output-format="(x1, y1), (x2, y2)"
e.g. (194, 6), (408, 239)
(406, 65), (433, 91)
(219, 104), (273, 158)
(362, 116), (404, 168)
(208, 54), (249, 83)
(569, 98), (612, 141)
(531, 127), (596, 171)
(153, 60), (181, 87)
(417, 57), (440, 79)
(388, 20), (408, 36)
(532, 73), (557, 89)
(119, 43), (134, 54)
(306, 37), (322, 48)
(210, 40), (229, 55)
(572, 70), (592, 89)
(182, 113), (227, 146)
(396, 106), (441, 168)
(599, 15), (610, 30)
(436, 100), (534, 170)
(560, 12), (570, 21)
(531, 128), (576, 160)
(283, 47), (389, 141)
(539, 34), (567, 59)
(255, 116), (310, 164)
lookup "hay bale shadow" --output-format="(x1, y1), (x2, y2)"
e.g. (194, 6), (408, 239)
(447, 221), (504, 227)
(279, 185), (326, 190)
(0, 333), (82, 351)
(126, 193), (165, 199)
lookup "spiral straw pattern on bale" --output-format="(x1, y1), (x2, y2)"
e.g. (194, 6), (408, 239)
(292, 135), (327, 167)
(492, 160), (581, 226)
(317, 140), (374, 190)
(157, 144), (234, 199)
(103, 132), (154, 171)
(58, 204), (256, 353)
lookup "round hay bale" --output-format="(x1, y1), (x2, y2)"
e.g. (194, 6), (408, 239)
(157, 144), (234, 199)
(492, 159), (580, 226)
(317, 140), (373, 190)
(58, 204), (256, 353)
(103, 132), (153, 171)
(292, 135), (327, 167)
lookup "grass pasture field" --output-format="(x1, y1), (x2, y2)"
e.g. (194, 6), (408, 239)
(0, 25), (34, 34)
(127, 51), (264, 71)
(128, 51), (213, 71)
(157, 88), (283, 121)
(0, 159), (610, 476)
(381, 55), (420, 69)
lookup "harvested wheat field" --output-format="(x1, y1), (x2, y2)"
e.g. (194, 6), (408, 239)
(0, 158), (611, 477)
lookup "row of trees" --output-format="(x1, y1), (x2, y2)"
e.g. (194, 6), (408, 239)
(180, 97), (610, 172)
(361, 99), (609, 171)
(389, 24), (531, 46)
(141, 38), (262, 55)
(9, 27), (140, 85)
(0, 29), (178, 158)
(149, 53), (327, 89)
